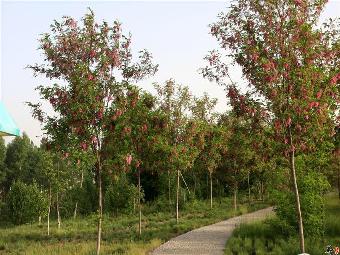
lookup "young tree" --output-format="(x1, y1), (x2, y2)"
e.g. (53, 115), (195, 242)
(154, 80), (200, 223)
(104, 86), (160, 235)
(3, 134), (34, 192)
(27, 10), (157, 254)
(6, 181), (47, 225)
(203, 0), (339, 252)
(191, 93), (225, 208)
(218, 113), (252, 212)
(0, 138), (7, 199)
(35, 148), (55, 235)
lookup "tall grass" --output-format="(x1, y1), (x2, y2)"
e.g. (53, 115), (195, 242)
(225, 193), (340, 255)
(0, 197), (268, 255)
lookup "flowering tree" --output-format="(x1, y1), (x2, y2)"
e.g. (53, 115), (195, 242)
(104, 86), (162, 235)
(154, 80), (200, 223)
(27, 10), (157, 254)
(191, 93), (225, 208)
(202, 0), (339, 252)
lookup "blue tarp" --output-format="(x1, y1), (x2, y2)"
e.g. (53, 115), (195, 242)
(0, 102), (20, 136)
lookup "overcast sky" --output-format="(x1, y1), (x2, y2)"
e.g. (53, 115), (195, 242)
(1, 0), (339, 145)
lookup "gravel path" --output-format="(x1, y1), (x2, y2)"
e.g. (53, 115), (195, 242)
(151, 207), (274, 255)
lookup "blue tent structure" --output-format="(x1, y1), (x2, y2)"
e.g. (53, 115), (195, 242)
(0, 102), (20, 137)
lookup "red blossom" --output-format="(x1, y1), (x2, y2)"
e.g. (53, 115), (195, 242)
(123, 126), (131, 135)
(262, 61), (275, 72)
(141, 124), (148, 133)
(125, 154), (132, 165)
(88, 74), (94, 81)
(330, 75), (338, 85)
(89, 50), (96, 58)
(316, 90), (322, 99)
(274, 120), (281, 131)
(296, 124), (302, 132)
(69, 19), (77, 28)
(251, 53), (259, 62)
(80, 142), (88, 151)
(96, 109), (103, 120)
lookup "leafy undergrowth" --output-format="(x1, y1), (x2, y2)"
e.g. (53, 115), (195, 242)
(225, 193), (340, 255)
(0, 198), (268, 255)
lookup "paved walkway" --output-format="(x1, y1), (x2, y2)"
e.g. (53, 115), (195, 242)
(151, 207), (274, 255)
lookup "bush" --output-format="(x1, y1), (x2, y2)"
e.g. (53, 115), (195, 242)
(5, 181), (47, 225)
(272, 167), (330, 237)
(104, 173), (139, 215)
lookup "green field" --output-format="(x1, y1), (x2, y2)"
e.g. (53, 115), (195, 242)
(0, 198), (268, 255)
(225, 193), (340, 255)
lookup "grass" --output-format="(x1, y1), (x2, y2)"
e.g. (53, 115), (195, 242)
(0, 197), (268, 255)
(224, 193), (340, 255)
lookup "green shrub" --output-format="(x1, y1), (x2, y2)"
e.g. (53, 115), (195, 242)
(272, 166), (330, 237)
(6, 181), (48, 225)
(104, 174), (139, 215)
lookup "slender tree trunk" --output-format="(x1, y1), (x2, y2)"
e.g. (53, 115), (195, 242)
(133, 198), (136, 213)
(233, 160), (238, 214)
(74, 170), (84, 219)
(289, 131), (305, 253)
(73, 202), (78, 219)
(56, 192), (61, 229)
(138, 168), (142, 236)
(247, 170), (251, 204)
(193, 173), (196, 197)
(206, 173), (209, 199)
(233, 186), (237, 214)
(176, 169), (180, 223)
(338, 167), (340, 200)
(96, 158), (103, 255)
(39, 187), (42, 225)
(47, 184), (51, 236)
(210, 171), (213, 209)
(168, 170), (171, 205)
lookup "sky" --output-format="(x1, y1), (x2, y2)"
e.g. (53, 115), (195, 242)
(1, 0), (339, 145)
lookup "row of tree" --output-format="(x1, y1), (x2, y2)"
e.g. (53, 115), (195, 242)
(0, 1), (339, 254)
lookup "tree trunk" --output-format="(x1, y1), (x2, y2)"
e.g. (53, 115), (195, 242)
(138, 168), (142, 236)
(247, 170), (251, 204)
(233, 187), (237, 214)
(47, 184), (51, 236)
(289, 131), (305, 253)
(233, 160), (238, 214)
(56, 192), (61, 229)
(338, 167), (340, 200)
(133, 198), (136, 213)
(210, 171), (213, 209)
(39, 187), (42, 225)
(74, 170), (84, 219)
(176, 169), (180, 223)
(73, 202), (78, 219)
(206, 173), (209, 199)
(168, 170), (171, 205)
(96, 156), (103, 255)
(193, 173), (196, 197)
